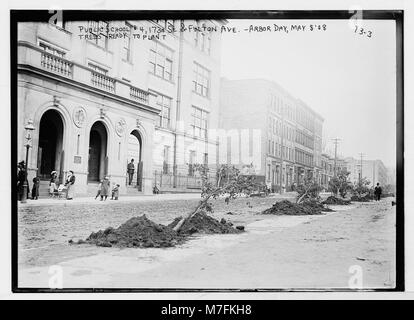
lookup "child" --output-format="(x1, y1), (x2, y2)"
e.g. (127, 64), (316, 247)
(31, 176), (40, 200)
(49, 171), (58, 197)
(111, 184), (120, 200)
(57, 184), (67, 199)
(95, 180), (103, 200)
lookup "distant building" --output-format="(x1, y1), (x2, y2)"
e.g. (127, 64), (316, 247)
(219, 78), (324, 192)
(320, 153), (334, 190)
(336, 158), (348, 174)
(344, 157), (388, 187)
(386, 167), (396, 186)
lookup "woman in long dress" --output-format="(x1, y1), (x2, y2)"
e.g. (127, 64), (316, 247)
(100, 176), (110, 201)
(66, 170), (76, 200)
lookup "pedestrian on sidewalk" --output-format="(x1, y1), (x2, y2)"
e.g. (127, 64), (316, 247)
(94, 180), (103, 200)
(65, 170), (76, 200)
(111, 183), (120, 200)
(374, 183), (382, 201)
(17, 161), (29, 201)
(100, 176), (110, 201)
(31, 176), (40, 200)
(127, 159), (135, 185)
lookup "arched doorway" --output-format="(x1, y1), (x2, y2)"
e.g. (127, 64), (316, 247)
(88, 121), (108, 182)
(37, 109), (64, 181)
(127, 130), (143, 191)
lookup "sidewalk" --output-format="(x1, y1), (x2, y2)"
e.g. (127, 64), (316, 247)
(18, 192), (298, 208)
(17, 193), (202, 208)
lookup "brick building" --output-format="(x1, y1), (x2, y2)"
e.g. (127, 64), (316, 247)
(219, 78), (324, 192)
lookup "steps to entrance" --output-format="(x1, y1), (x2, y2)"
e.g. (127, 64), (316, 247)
(38, 180), (50, 198)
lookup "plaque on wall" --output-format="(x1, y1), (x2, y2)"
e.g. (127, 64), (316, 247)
(74, 156), (82, 164)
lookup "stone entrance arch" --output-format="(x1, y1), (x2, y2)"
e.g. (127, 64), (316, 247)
(88, 121), (108, 182)
(127, 130), (143, 191)
(37, 109), (65, 181)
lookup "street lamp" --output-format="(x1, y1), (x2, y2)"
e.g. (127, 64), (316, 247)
(21, 119), (35, 203)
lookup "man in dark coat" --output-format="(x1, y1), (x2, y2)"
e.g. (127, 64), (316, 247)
(127, 159), (135, 185)
(374, 183), (382, 201)
(17, 161), (29, 201)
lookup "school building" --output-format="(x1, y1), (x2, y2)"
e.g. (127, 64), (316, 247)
(17, 19), (225, 196)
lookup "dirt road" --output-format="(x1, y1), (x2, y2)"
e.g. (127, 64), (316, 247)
(18, 198), (395, 289)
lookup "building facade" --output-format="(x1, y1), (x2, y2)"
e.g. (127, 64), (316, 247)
(18, 19), (224, 196)
(219, 79), (324, 192)
(320, 153), (334, 190)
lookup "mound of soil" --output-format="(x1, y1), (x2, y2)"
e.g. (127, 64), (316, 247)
(168, 211), (244, 235)
(323, 196), (351, 205)
(84, 215), (185, 248)
(381, 193), (395, 198)
(351, 194), (373, 202)
(303, 199), (334, 212)
(261, 200), (330, 215)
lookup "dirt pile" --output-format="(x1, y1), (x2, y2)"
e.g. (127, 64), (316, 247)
(261, 200), (331, 216)
(168, 211), (244, 235)
(303, 200), (334, 212)
(323, 196), (351, 205)
(81, 212), (243, 248)
(84, 215), (185, 248)
(351, 194), (373, 202)
(381, 193), (395, 198)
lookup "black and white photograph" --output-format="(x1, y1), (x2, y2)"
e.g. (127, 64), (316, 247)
(6, 4), (407, 296)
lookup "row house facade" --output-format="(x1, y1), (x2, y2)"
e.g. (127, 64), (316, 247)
(219, 79), (324, 192)
(17, 19), (224, 195)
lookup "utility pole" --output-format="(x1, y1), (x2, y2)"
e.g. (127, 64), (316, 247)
(172, 20), (184, 188)
(279, 105), (285, 195)
(358, 152), (364, 184)
(332, 138), (341, 177)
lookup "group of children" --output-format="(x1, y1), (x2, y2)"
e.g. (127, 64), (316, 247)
(94, 176), (120, 201)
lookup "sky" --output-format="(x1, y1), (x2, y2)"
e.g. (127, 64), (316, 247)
(219, 19), (396, 168)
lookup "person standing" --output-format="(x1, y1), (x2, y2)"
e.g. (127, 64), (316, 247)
(95, 179), (103, 200)
(100, 176), (110, 201)
(66, 170), (76, 200)
(127, 159), (135, 185)
(374, 183), (382, 201)
(31, 176), (40, 200)
(17, 161), (29, 201)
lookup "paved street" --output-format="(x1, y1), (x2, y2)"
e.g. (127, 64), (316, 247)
(18, 195), (395, 289)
